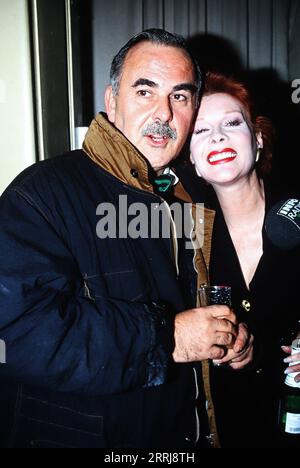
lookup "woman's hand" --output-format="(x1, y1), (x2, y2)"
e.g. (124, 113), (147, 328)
(282, 344), (300, 384)
(212, 322), (254, 370)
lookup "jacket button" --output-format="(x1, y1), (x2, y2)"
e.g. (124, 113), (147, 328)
(130, 169), (139, 178)
(242, 300), (251, 312)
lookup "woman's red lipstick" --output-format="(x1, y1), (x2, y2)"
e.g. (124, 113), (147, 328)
(207, 148), (237, 165)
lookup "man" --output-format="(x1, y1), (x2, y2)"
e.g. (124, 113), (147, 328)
(0, 29), (252, 448)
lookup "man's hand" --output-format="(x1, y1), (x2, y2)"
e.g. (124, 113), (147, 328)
(212, 323), (254, 370)
(173, 305), (237, 362)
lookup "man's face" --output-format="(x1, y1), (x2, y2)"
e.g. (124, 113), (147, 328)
(105, 42), (197, 173)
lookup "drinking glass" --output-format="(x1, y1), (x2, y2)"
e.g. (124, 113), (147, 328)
(198, 285), (232, 307)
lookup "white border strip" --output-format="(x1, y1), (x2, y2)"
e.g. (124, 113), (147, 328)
(31, 0), (45, 160)
(65, 0), (75, 150)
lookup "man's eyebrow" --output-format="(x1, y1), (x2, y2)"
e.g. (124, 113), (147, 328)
(173, 83), (198, 95)
(132, 78), (158, 88)
(131, 79), (197, 95)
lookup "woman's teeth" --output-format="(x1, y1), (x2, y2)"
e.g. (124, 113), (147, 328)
(208, 152), (237, 163)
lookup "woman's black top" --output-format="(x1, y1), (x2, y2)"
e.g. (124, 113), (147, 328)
(208, 181), (299, 448)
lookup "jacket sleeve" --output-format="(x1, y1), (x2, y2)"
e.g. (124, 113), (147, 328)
(0, 188), (175, 396)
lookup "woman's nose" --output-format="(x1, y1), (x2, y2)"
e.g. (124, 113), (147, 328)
(210, 128), (227, 144)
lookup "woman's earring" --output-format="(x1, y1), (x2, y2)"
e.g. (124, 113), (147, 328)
(195, 167), (202, 178)
(255, 147), (261, 163)
(190, 155), (202, 177)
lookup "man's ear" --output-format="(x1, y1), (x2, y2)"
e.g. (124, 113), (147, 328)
(256, 131), (263, 149)
(105, 85), (116, 123)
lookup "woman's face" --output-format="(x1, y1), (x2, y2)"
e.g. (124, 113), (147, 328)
(190, 93), (262, 186)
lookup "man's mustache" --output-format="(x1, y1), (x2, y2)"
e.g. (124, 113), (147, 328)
(142, 122), (177, 140)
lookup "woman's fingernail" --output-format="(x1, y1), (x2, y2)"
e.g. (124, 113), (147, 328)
(283, 358), (290, 363)
(212, 360), (221, 366)
(284, 368), (290, 374)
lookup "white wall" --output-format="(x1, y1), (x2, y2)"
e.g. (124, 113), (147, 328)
(0, 0), (36, 195)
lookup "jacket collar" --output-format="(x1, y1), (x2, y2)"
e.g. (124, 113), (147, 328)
(83, 113), (154, 193)
(82, 113), (194, 201)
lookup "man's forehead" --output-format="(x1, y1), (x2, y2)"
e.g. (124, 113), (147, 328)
(125, 41), (190, 59)
(121, 42), (194, 83)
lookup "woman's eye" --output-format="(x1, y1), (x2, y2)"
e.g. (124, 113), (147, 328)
(225, 119), (243, 127)
(194, 128), (209, 135)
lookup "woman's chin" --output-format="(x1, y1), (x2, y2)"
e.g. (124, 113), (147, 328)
(204, 173), (239, 187)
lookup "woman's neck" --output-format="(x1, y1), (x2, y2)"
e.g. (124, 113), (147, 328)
(212, 172), (266, 289)
(212, 173), (265, 227)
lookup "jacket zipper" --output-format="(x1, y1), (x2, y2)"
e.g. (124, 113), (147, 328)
(193, 367), (200, 444)
(189, 206), (201, 445)
(159, 199), (200, 444)
(162, 200), (179, 276)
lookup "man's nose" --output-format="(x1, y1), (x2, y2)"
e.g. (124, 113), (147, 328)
(152, 97), (173, 123)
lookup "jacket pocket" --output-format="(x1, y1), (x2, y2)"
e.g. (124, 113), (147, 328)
(84, 270), (151, 302)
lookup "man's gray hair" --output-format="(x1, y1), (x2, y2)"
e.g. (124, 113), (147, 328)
(110, 28), (202, 104)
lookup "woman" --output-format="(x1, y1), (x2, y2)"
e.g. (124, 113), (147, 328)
(190, 72), (300, 448)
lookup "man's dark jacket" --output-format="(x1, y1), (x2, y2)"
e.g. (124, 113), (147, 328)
(0, 114), (216, 448)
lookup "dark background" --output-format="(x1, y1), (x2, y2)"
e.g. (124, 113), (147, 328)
(31, 0), (300, 190)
